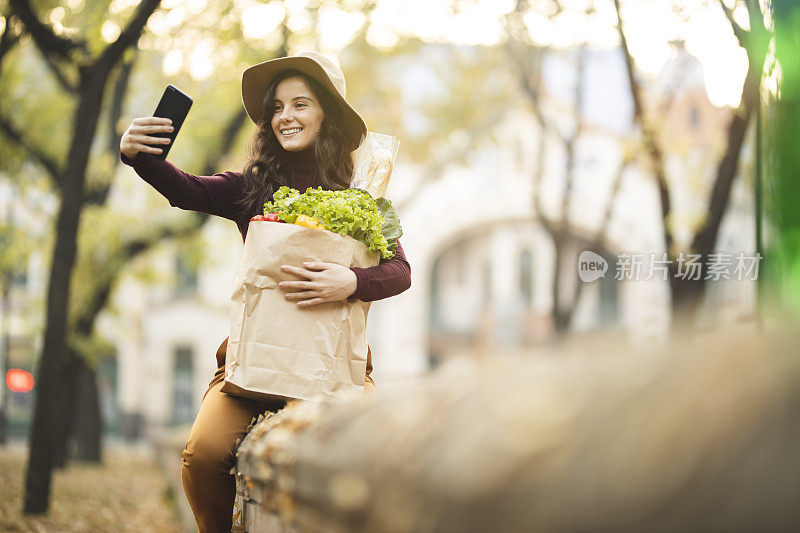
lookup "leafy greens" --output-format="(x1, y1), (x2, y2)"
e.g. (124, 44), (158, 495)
(264, 186), (403, 259)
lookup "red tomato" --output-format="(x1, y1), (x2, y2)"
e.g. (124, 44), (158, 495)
(264, 213), (281, 222)
(250, 215), (268, 222)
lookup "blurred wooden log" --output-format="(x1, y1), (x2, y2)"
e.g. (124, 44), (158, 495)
(234, 326), (800, 532)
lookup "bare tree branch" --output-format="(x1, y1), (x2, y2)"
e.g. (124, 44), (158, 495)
(0, 13), (21, 70)
(688, 110), (753, 261)
(0, 111), (63, 185)
(7, 0), (86, 58)
(71, 212), (210, 336)
(596, 154), (631, 250)
(687, 0), (768, 265)
(0, 11), (76, 92)
(505, 0), (593, 332)
(200, 107), (248, 175)
(744, 0), (765, 32)
(559, 45), (585, 231)
(96, 0), (161, 73)
(41, 53), (77, 92)
(7, 0), (85, 91)
(503, 7), (549, 131)
(83, 58), (138, 206)
(613, 0), (673, 257)
(505, 42), (548, 130)
(531, 115), (554, 235)
(278, 8), (290, 57)
(107, 59), (135, 156)
(551, 45), (593, 331)
(1, 10), (73, 91)
(718, 0), (748, 47)
(392, 103), (500, 214)
(503, 4), (571, 145)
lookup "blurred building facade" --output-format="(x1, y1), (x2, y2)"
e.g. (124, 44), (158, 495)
(0, 44), (757, 439)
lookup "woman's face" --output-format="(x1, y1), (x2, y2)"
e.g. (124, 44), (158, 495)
(270, 76), (325, 152)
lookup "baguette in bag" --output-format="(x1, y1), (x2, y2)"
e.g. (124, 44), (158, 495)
(350, 132), (400, 198)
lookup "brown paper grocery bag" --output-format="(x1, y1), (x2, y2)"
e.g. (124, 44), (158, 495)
(222, 221), (380, 403)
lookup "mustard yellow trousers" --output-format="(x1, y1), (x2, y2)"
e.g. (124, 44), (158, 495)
(180, 337), (375, 533)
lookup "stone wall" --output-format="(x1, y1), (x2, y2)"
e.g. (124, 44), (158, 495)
(233, 326), (800, 532)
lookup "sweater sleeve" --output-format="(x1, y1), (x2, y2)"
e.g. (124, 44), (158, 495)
(349, 240), (411, 302)
(121, 152), (241, 220)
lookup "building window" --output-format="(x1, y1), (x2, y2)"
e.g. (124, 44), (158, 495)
(11, 267), (27, 289)
(175, 255), (198, 297)
(172, 346), (195, 425)
(481, 259), (492, 306)
(96, 354), (118, 435)
(519, 249), (534, 307)
(689, 106), (700, 130)
(429, 256), (442, 331)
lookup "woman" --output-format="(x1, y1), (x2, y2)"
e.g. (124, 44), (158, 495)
(119, 51), (411, 533)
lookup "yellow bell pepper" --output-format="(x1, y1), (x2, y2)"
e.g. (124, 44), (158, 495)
(294, 214), (327, 230)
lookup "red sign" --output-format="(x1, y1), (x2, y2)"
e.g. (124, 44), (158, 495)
(6, 369), (35, 393)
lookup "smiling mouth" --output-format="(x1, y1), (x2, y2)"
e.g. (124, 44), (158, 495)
(281, 127), (303, 137)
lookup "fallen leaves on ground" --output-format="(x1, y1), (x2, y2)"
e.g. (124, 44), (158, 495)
(0, 446), (183, 533)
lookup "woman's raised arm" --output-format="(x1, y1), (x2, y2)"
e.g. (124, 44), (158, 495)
(120, 117), (241, 220)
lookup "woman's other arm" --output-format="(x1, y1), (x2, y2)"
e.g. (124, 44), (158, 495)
(349, 240), (411, 301)
(120, 117), (240, 220)
(278, 240), (412, 306)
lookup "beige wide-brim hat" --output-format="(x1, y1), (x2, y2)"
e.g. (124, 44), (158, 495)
(241, 50), (368, 152)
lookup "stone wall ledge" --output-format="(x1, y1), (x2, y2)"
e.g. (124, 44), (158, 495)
(233, 327), (800, 532)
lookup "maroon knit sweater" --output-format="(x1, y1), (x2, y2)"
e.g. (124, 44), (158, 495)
(120, 148), (411, 302)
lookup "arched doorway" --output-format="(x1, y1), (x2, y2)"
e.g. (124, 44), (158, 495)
(426, 221), (619, 368)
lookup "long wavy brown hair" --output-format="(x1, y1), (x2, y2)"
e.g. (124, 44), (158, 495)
(236, 69), (354, 223)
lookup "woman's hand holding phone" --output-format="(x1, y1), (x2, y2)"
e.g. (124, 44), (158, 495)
(120, 117), (173, 159)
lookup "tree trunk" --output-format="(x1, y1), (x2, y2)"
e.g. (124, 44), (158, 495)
(614, 0), (767, 322)
(668, 71), (758, 318)
(52, 354), (78, 469)
(52, 353), (103, 466)
(72, 356), (102, 463)
(24, 68), (105, 514)
(24, 198), (85, 511)
(669, 276), (706, 326)
(9, 0), (161, 512)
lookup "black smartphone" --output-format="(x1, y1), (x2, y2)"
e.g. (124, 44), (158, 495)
(149, 84), (192, 160)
